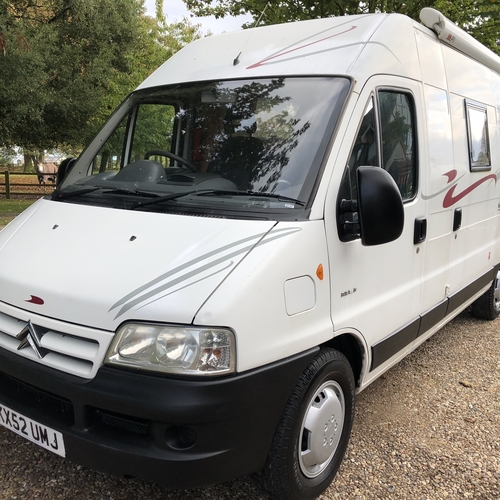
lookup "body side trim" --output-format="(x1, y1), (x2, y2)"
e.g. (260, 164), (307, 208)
(418, 300), (448, 338)
(446, 266), (497, 315)
(371, 318), (420, 371)
(369, 265), (498, 371)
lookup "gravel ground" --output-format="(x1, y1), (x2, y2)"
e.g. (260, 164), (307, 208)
(0, 310), (498, 499)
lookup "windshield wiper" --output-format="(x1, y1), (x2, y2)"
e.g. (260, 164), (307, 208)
(131, 189), (216, 209)
(101, 187), (160, 198)
(130, 189), (305, 210)
(52, 187), (101, 200)
(53, 186), (161, 201)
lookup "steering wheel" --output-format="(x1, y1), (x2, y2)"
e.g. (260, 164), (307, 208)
(144, 150), (197, 172)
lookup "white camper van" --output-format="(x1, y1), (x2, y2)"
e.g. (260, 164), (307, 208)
(0, 8), (499, 499)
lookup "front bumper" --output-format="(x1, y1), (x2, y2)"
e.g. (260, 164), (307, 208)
(0, 345), (317, 489)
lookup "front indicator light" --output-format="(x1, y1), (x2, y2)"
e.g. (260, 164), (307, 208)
(105, 324), (235, 376)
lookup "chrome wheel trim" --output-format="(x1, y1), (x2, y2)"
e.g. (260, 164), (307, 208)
(298, 380), (345, 479)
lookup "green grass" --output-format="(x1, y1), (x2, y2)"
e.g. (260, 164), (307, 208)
(0, 198), (40, 229)
(0, 216), (14, 228)
(0, 199), (37, 213)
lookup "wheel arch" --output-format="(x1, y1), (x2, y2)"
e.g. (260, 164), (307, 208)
(321, 332), (367, 389)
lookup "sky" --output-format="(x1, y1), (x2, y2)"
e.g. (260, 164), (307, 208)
(144, 0), (253, 35)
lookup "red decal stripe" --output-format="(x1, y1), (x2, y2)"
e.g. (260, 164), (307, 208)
(443, 174), (497, 208)
(26, 295), (44, 305)
(247, 25), (357, 69)
(444, 169), (457, 183)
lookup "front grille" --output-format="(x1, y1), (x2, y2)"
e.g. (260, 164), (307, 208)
(0, 308), (113, 379)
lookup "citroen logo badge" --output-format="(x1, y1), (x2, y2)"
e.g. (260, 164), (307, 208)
(16, 321), (48, 359)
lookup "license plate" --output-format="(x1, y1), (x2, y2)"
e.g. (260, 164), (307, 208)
(0, 403), (66, 457)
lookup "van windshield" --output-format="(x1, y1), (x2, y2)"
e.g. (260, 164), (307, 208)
(57, 77), (350, 219)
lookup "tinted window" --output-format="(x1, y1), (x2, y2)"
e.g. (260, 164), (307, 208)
(59, 77), (351, 219)
(466, 102), (490, 171)
(379, 91), (417, 200)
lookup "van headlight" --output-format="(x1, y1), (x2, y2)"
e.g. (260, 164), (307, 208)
(105, 324), (236, 376)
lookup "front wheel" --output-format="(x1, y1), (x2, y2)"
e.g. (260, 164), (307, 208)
(261, 348), (355, 500)
(471, 269), (500, 320)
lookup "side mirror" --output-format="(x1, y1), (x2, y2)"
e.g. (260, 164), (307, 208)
(56, 158), (77, 187)
(357, 166), (404, 246)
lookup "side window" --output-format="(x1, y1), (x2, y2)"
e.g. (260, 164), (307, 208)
(337, 98), (379, 242)
(465, 101), (491, 171)
(91, 115), (128, 174)
(130, 104), (176, 166)
(337, 89), (417, 242)
(378, 91), (417, 200)
(90, 103), (177, 175)
(346, 97), (379, 198)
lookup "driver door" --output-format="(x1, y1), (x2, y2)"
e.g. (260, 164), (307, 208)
(325, 76), (427, 384)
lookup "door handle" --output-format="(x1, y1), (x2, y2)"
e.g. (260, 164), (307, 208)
(453, 208), (462, 231)
(414, 217), (427, 244)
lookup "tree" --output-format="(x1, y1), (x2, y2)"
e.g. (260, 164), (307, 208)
(0, 147), (17, 168)
(182, 0), (499, 54)
(0, 0), (203, 166)
(434, 0), (500, 55)
(0, 0), (146, 157)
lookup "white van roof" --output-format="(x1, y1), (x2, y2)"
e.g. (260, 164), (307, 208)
(138, 10), (500, 92)
(138, 13), (423, 91)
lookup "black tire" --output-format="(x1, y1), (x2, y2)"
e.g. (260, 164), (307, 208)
(471, 270), (500, 320)
(261, 348), (355, 500)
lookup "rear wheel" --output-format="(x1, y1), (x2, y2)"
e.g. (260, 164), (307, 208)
(471, 270), (500, 320)
(261, 348), (355, 500)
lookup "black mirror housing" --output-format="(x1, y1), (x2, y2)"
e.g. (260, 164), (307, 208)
(357, 166), (404, 246)
(56, 158), (77, 187)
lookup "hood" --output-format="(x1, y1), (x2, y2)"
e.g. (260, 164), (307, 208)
(0, 199), (276, 331)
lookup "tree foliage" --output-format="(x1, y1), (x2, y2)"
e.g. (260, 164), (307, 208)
(182, 0), (499, 54)
(0, 0), (202, 157)
(1, 0), (143, 152)
(434, 0), (500, 54)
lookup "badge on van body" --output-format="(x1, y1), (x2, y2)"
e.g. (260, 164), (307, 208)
(16, 321), (48, 359)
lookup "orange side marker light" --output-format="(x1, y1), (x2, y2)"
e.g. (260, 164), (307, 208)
(316, 264), (324, 281)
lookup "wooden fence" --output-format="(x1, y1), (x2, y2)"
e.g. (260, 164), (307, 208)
(0, 172), (56, 199)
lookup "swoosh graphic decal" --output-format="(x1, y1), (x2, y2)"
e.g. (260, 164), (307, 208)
(422, 174), (465, 200)
(137, 261), (234, 312)
(443, 174), (497, 208)
(443, 170), (458, 183)
(26, 295), (44, 305)
(110, 230), (270, 312)
(247, 25), (358, 69)
(113, 249), (246, 319)
(421, 177), (464, 200)
(111, 227), (301, 319)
